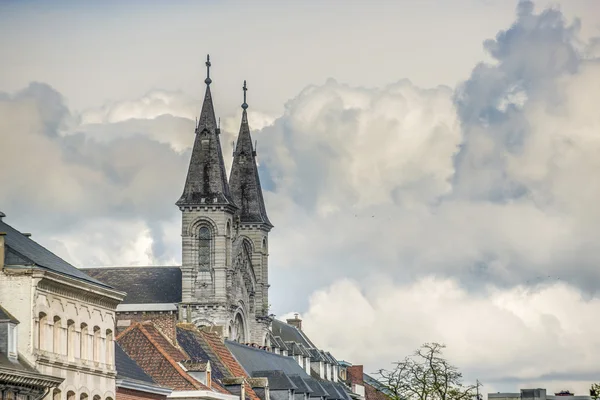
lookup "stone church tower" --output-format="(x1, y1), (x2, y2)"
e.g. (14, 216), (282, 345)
(176, 56), (273, 345)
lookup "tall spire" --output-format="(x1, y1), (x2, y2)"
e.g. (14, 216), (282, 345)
(176, 55), (234, 207)
(229, 81), (272, 227)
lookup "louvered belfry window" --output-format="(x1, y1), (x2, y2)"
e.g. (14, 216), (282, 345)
(198, 226), (211, 271)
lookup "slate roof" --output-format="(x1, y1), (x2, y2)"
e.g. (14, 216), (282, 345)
(115, 342), (155, 383)
(0, 305), (19, 324)
(288, 375), (314, 394)
(254, 370), (297, 391)
(176, 324), (261, 400)
(271, 319), (316, 349)
(0, 220), (109, 288)
(363, 373), (393, 397)
(225, 341), (350, 400)
(83, 267), (182, 304)
(229, 106), (272, 227)
(176, 65), (234, 207)
(117, 322), (209, 391)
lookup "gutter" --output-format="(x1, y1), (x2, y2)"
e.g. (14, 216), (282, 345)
(117, 378), (173, 396)
(168, 390), (240, 400)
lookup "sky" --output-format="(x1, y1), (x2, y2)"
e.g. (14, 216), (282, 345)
(2, 0), (600, 396)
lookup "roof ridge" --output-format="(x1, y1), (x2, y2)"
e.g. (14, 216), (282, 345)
(137, 323), (207, 391)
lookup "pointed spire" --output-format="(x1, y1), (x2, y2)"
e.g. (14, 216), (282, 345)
(229, 81), (272, 228)
(177, 55), (234, 208)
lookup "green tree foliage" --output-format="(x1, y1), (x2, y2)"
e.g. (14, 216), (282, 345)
(376, 343), (477, 400)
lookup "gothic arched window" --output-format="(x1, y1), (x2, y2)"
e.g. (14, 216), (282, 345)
(198, 227), (211, 271)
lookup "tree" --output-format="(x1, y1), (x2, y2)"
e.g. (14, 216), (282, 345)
(376, 343), (478, 400)
(590, 383), (600, 400)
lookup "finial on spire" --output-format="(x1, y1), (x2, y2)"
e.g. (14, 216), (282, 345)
(205, 54), (212, 85)
(242, 80), (248, 110)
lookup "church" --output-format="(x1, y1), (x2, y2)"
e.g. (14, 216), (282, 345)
(85, 55), (273, 345)
(0, 55), (391, 400)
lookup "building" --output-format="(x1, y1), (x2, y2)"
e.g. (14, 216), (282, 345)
(85, 56), (272, 346)
(489, 389), (591, 400)
(0, 213), (126, 400)
(0, 304), (64, 400)
(114, 342), (172, 400)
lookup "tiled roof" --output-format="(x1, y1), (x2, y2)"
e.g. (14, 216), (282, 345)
(83, 267), (182, 304)
(363, 373), (393, 397)
(115, 342), (155, 383)
(117, 322), (208, 391)
(271, 319), (315, 349)
(0, 304), (19, 324)
(226, 341), (347, 400)
(176, 324), (260, 400)
(0, 220), (109, 288)
(252, 370), (297, 391)
(288, 375), (314, 394)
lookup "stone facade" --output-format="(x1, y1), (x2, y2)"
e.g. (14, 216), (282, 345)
(0, 267), (124, 400)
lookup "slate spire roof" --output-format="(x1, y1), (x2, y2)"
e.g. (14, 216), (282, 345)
(228, 81), (272, 227)
(177, 55), (234, 207)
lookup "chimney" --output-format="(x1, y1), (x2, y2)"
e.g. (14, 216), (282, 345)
(286, 313), (302, 330)
(0, 211), (5, 222)
(23, 233), (31, 238)
(347, 365), (364, 385)
(0, 232), (6, 270)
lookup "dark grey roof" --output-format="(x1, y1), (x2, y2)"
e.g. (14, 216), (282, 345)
(0, 220), (109, 289)
(225, 341), (337, 399)
(363, 373), (393, 397)
(0, 305), (19, 324)
(176, 77), (234, 207)
(332, 383), (353, 400)
(83, 267), (182, 304)
(271, 391), (291, 400)
(308, 349), (325, 362)
(271, 319), (315, 349)
(325, 352), (338, 365)
(229, 108), (272, 227)
(320, 381), (343, 400)
(272, 336), (289, 351)
(115, 342), (155, 383)
(176, 326), (230, 382)
(253, 370), (297, 390)
(288, 375), (314, 394)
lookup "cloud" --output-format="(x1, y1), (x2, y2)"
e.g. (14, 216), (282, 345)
(301, 277), (600, 394)
(1, 0), (600, 393)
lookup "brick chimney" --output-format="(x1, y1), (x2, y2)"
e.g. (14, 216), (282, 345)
(286, 313), (302, 330)
(347, 365), (364, 385)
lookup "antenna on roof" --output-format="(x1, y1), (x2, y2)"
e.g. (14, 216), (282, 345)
(232, 141), (236, 157)
(254, 140), (257, 157)
(218, 117), (221, 129)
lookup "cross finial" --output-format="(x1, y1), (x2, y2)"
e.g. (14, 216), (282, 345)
(242, 80), (248, 110)
(205, 54), (212, 85)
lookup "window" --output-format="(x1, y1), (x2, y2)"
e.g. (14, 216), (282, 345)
(197, 226), (212, 283)
(53, 389), (61, 400)
(80, 393), (88, 400)
(80, 323), (88, 360)
(67, 320), (75, 360)
(38, 312), (47, 351)
(93, 326), (101, 362)
(67, 391), (75, 400)
(105, 329), (113, 366)
(53, 316), (62, 354)
(7, 323), (17, 357)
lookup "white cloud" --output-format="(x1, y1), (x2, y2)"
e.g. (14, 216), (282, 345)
(301, 277), (600, 394)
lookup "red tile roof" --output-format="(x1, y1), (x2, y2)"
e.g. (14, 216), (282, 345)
(177, 323), (260, 400)
(117, 322), (212, 392)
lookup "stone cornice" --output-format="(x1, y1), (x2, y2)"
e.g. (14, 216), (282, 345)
(0, 366), (64, 389)
(34, 270), (125, 310)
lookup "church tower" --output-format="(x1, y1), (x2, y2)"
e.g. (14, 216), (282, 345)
(176, 56), (272, 345)
(229, 81), (273, 343)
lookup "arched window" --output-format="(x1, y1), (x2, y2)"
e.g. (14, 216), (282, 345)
(67, 391), (75, 400)
(105, 329), (114, 367)
(53, 316), (62, 354)
(80, 323), (88, 360)
(38, 312), (47, 351)
(197, 226), (212, 284)
(80, 393), (88, 400)
(53, 389), (61, 400)
(67, 320), (75, 360)
(93, 395), (100, 400)
(93, 326), (101, 362)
